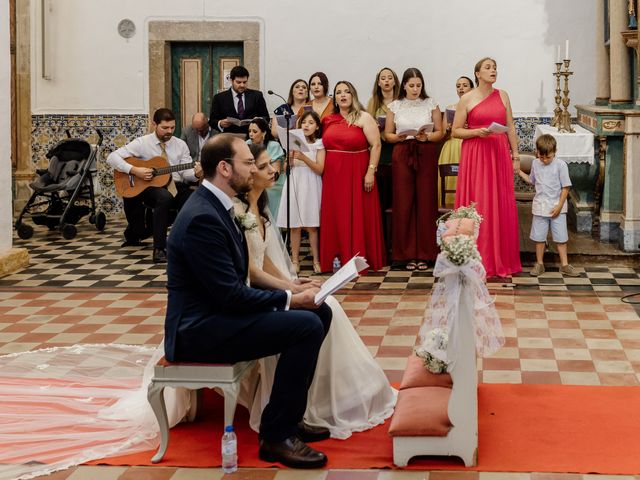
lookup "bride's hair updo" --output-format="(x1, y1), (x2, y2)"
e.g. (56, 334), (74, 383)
(238, 143), (271, 225)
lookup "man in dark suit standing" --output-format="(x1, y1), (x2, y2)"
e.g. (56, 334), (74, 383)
(208, 65), (270, 136)
(180, 112), (216, 161)
(164, 134), (331, 469)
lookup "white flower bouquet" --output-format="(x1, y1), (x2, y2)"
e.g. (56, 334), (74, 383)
(440, 234), (482, 266)
(235, 211), (258, 232)
(414, 327), (449, 374)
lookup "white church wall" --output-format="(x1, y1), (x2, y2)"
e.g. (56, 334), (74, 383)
(31, 0), (597, 117)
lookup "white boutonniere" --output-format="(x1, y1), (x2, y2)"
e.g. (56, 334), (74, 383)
(235, 211), (258, 232)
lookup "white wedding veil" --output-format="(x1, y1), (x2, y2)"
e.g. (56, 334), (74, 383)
(0, 343), (187, 480)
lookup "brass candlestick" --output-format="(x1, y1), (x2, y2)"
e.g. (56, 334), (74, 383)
(551, 62), (563, 127)
(557, 59), (574, 133)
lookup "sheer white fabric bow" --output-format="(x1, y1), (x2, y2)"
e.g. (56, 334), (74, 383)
(419, 254), (504, 369)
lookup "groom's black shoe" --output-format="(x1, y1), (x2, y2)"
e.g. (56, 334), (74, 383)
(297, 421), (331, 443)
(259, 436), (328, 469)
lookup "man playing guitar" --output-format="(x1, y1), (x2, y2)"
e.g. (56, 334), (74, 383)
(107, 108), (203, 263)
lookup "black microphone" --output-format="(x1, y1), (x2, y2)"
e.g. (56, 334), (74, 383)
(267, 90), (287, 104)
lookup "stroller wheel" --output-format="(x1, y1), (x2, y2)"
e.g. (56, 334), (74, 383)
(94, 211), (106, 231)
(16, 223), (34, 240)
(60, 223), (77, 240)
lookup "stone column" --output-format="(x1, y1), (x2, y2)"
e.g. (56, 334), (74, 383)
(596, 0), (611, 104)
(13, 0), (33, 212)
(1, 0), (28, 275)
(620, 113), (640, 251)
(609, 0), (632, 105)
(637, 6), (640, 106)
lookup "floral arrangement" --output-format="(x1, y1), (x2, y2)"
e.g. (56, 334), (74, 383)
(414, 327), (449, 374)
(235, 211), (258, 232)
(435, 203), (482, 266)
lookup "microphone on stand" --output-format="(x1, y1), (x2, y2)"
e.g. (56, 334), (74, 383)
(268, 90), (292, 250)
(267, 90), (288, 105)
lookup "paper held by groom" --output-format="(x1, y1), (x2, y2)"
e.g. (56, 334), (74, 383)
(315, 256), (369, 305)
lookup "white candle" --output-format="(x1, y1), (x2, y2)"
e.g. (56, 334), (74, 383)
(556, 45), (560, 63)
(565, 40), (569, 60)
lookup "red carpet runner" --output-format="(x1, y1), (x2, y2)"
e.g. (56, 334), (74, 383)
(93, 384), (640, 474)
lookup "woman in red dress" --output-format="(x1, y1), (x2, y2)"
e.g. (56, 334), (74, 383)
(320, 81), (386, 272)
(452, 57), (522, 278)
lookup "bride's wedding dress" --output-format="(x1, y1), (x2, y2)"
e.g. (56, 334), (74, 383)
(236, 200), (397, 439)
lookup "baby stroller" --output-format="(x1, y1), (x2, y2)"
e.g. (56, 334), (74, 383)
(15, 129), (106, 240)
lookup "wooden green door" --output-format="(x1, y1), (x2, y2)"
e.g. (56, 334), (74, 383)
(170, 42), (243, 136)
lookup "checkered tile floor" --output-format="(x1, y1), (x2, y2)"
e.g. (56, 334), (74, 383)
(3, 219), (640, 479)
(7, 219), (640, 293)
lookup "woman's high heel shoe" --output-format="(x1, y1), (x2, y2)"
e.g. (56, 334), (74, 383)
(292, 261), (300, 274)
(313, 262), (322, 274)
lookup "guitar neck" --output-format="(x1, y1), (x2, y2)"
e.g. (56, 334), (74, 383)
(154, 161), (195, 176)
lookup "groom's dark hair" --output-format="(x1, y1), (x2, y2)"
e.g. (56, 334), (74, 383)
(201, 133), (239, 178)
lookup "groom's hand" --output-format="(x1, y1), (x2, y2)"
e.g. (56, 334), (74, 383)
(290, 288), (320, 310)
(291, 278), (322, 292)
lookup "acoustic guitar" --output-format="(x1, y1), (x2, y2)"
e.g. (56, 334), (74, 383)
(113, 156), (195, 198)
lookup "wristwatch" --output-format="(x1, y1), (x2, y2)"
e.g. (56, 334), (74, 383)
(368, 164), (377, 173)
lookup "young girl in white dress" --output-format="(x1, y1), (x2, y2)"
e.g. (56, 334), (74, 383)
(240, 143), (396, 440)
(276, 110), (325, 274)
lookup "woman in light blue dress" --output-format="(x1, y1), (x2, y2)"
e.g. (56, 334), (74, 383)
(246, 117), (286, 218)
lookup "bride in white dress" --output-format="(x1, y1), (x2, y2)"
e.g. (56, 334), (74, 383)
(236, 143), (396, 439)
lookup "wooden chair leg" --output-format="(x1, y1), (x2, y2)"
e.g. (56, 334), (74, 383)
(147, 381), (170, 463)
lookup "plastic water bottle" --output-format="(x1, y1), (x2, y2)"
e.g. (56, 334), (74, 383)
(332, 255), (341, 273)
(221, 425), (238, 473)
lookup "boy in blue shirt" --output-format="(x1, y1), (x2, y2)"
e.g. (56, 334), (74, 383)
(518, 134), (579, 277)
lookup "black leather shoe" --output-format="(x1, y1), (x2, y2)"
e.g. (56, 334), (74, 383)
(297, 421), (331, 443)
(152, 248), (167, 263)
(259, 436), (327, 469)
(121, 239), (145, 247)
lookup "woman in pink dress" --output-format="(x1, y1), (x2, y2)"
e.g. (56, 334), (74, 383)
(452, 57), (522, 277)
(320, 81), (386, 272)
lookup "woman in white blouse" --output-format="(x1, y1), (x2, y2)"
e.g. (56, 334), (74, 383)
(384, 68), (443, 271)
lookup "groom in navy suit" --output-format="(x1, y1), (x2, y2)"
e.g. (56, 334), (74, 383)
(209, 65), (270, 136)
(164, 134), (331, 468)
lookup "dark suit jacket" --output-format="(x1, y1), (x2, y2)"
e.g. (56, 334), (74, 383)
(180, 126), (218, 160)
(208, 88), (270, 135)
(164, 185), (287, 361)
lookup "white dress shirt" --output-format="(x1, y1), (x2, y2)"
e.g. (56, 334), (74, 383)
(107, 133), (197, 184)
(201, 179), (292, 310)
(217, 88), (244, 132)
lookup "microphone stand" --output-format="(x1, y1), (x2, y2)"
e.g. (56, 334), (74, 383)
(268, 90), (292, 251)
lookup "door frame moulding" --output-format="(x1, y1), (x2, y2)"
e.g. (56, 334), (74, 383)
(148, 20), (260, 120)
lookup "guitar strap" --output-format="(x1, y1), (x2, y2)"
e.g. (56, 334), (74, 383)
(160, 143), (178, 197)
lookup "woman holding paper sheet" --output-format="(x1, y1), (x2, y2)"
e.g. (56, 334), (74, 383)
(235, 143), (396, 439)
(384, 67), (443, 271)
(320, 81), (386, 272)
(246, 117), (286, 218)
(452, 57), (522, 278)
(438, 76), (474, 207)
(367, 67), (400, 220)
(271, 78), (310, 138)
